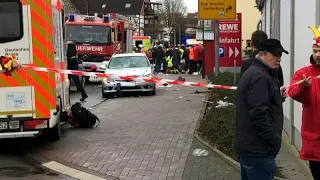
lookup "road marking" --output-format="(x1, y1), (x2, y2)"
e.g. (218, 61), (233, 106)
(42, 161), (106, 180)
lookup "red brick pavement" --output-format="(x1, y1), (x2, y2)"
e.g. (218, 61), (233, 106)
(34, 74), (238, 180)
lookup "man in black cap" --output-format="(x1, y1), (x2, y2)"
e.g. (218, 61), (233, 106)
(241, 30), (284, 86)
(235, 39), (288, 180)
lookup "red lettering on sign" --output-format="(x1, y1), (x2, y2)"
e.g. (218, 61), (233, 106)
(76, 46), (103, 52)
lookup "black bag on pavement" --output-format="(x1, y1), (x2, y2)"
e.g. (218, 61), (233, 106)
(70, 102), (100, 128)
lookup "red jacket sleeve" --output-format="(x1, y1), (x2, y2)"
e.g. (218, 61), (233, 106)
(288, 69), (311, 104)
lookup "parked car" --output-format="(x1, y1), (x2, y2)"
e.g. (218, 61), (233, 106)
(101, 53), (156, 98)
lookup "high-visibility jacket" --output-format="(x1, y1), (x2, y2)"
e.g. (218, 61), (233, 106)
(179, 49), (184, 58)
(189, 47), (195, 60)
(166, 56), (173, 68)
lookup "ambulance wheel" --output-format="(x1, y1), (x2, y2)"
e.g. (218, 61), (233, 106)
(44, 119), (61, 141)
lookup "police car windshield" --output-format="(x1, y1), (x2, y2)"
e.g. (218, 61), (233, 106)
(108, 56), (150, 69)
(65, 25), (110, 44)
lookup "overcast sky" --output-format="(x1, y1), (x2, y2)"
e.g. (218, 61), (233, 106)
(151, 0), (197, 13)
(184, 0), (197, 12)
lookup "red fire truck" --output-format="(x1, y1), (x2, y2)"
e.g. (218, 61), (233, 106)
(65, 13), (134, 82)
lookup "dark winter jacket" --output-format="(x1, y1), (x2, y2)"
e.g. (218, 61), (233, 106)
(67, 43), (79, 70)
(235, 58), (284, 158)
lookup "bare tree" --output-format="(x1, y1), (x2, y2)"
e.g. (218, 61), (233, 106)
(157, 0), (187, 35)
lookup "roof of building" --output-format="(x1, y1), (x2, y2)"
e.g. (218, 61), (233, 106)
(186, 13), (198, 19)
(69, 0), (145, 15)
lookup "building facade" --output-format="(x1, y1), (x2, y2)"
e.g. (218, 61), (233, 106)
(256, 0), (320, 151)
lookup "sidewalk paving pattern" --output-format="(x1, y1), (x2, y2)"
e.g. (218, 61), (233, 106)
(182, 138), (239, 180)
(33, 74), (240, 180)
(30, 74), (312, 180)
(276, 133), (313, 180)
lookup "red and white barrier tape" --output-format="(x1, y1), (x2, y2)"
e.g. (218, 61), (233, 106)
(22, 65), (320, 90)
(22, 65), (238, 90)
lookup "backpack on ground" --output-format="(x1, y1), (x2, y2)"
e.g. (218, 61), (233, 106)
(70, 102), (100, 128)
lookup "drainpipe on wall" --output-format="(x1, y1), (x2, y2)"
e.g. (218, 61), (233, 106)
(289, 0), (295, 145)
(316, 0), (320, 25)
(276, 0), (280, 39)
(256, 20), (262, 30)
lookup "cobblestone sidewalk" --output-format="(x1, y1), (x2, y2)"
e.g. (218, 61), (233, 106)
(182, 138), (239, 180)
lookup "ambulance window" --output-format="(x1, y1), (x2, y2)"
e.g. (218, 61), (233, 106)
(135, 40), (142, 47)
(0, 0), (23, 43)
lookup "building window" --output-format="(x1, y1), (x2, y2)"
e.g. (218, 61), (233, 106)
(145, 20), (149, 24)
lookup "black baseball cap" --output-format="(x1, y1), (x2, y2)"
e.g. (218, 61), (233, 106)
(257, 39), (289, 55)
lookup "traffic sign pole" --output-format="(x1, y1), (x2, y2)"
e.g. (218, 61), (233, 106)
(202, 21), (205, 79)
(198, 0), (236, 76)
(214, 20), (220, 77)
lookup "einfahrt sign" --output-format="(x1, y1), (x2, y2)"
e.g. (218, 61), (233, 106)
(217, 13), (242, 67)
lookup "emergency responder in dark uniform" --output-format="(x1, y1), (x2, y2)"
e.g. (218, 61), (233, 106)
(172, 45), (182, 73)
(154, 45), (165, 73)
(66, 42), (88, 101)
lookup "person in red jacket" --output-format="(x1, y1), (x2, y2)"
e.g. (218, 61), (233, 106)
(288, 26), (320, 179)
(193, 43), (203, 74)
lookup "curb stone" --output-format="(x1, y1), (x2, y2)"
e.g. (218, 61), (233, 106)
(24, 150), (118, 180)
(195, 93), (287, 180)
(22, 153), (61, 176)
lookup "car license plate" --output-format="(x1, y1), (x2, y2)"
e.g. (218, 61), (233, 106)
(0, 122), (8, 130)
(121, 82), (135, 87)
(9, 121), (19, 129)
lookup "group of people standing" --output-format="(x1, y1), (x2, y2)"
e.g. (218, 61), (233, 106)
(236, 28), (320, 180)
(139, 43), (203, 75)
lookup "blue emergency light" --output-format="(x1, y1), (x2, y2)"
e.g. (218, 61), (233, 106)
(69, 14), (75, 21)
(103, 15), (109, 22)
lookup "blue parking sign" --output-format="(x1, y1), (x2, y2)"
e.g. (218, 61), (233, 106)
(219, 47), (225, 58)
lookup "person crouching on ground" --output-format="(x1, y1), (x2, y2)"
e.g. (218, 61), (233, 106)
(235, 39), (289, 180)
(287, 26), (320, 179)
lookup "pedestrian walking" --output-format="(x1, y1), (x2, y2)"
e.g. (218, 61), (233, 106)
(66, 41), (88, 102)
(241, 30), (284, 86)
(287, 26), (320, 179)
(235, 39), (289, 180)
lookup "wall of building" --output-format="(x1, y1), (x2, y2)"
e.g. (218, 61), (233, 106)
(260, 0), (318, 151)
(236, 0), (261, 49)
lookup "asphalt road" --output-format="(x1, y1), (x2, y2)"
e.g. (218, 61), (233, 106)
(0, 83), (104, 180)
